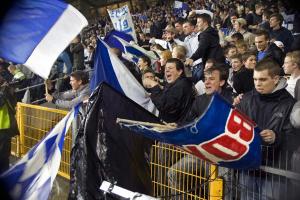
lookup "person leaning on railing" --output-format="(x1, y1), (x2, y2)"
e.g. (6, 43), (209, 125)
(44, 70), (90, 110)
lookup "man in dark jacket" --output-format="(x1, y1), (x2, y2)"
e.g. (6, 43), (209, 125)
(70, 35), (85, 71)
(269, 13), (294, 53)
(185, 13), (224, 83)
(143, 58), (194, 123)
(255, 29), (285, 67)
(185, 66), (235, 122)
(236, 58), (296, 200)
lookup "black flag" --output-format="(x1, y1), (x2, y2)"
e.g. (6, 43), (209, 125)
(69, 82), (160, 199)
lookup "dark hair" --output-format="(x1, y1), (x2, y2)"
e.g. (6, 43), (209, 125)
(255, 58), (281, 77)
(230, 53), (243, 61)
(231, 32), (244, 41)
(183, 19), (196, 26)
(242, 51), (257, 62)
(270, 13), (284, 25)
(255, 29), (270, 40)
(139, 55), (151, 67)
(166, 58), (185, 71)
(263, 10), (273, 20)
(70, 70), (89, 85)
(205, 66), (228, 82)
(224, 44), (237, 55)
(197, 13), (211, 25)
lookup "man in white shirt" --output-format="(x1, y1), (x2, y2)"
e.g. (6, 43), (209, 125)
(182, 19), (200, 58)
(283, 51), (300, 97)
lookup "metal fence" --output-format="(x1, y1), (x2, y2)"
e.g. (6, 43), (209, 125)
(15, 102), (71, 179)
(12, 103), (300, 199)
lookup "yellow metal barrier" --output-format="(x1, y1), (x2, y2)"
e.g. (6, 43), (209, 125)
(16, 102), (72, 179)
(14, 103), (223, 199)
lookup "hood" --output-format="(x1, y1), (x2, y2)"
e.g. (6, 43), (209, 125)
(272, 77), (287, 93)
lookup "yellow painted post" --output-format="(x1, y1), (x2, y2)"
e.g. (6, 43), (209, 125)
(209, 165), (223, 200)
(17, 103), (25, 156)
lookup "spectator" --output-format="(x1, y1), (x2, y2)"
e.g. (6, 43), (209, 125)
(174, 20), (186, 42)
(242, 51), (257, 70)
(182, 19), (199, 58)
(70, 35), (85, 71)
(230, 54), (254, 94)
(269, 13), (294, 52)
(246, 2), (263, 31)
(233, 18), (255, 48)
(143, 58), (194, 123)
(45, 70), (90, 110)
(137, 55), (152, 75)
(0, 84), (18, 174)
(7, 65), (25, 82)
(236, 58), (296, 199)
(185, 13), (224, 82)
(255, 29), (284, 67)
(235, 40), (249, 54)
(258, 10), (272, 31)
(283, 51), (300, 97)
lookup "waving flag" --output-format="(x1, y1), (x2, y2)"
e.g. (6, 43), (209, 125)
(119, 94), (262, 169)
(0, 106), (78, 200)
(90, 39), (158, 115)
(0, 0), (88, 79)
(104, 30), (158, 64)
(174, 1), (190, 18)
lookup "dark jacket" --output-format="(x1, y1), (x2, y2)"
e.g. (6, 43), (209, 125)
(259, 42), (285, 67)
(70, 42), (85, 71)
(184, 88), (235, 123)
(232, 67), (254, 94)
(190, 26), (225, 66)
(237, 78), (296, 166)
(270, 27), (294, 52)
(149, 76), (194, 123)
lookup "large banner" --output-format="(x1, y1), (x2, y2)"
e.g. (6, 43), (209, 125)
(107, 5), (137, 43)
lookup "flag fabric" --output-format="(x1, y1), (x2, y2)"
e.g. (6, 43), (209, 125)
(107, 5), (137, 42)
(0, 106), (78, 200)
(104, 30), (158, 64)
(69, 83), (160, 199)
(119, 93), (262, 169)
(0, 0), (88, 79)
(90, 39), (158, 115)
(174, 1), (190, 18)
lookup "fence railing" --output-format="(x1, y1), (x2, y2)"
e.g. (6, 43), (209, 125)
(12, 102), (300, 199)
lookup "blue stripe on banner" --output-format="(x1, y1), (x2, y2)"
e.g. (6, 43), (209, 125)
(125, 46), (145, 57)
(0, 0), (68, 63)
(90, 40), (123, 92)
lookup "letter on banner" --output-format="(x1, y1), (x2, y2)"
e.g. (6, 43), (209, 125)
(107, 5), (137, 43)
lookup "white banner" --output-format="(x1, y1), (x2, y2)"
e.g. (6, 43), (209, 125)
(107, 5), (137, 42)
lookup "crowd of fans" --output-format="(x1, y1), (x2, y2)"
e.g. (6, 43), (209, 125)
(0, 0), (300, 199)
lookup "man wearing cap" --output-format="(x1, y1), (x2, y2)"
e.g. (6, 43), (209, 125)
(149, 25), (184, 52)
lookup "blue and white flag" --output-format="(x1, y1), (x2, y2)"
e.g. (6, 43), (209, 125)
(119, 94), (262, 169)
(104, 30), (158, 64)
(107, 5), (137, 42)
(174, 1), (190, 18)
(90, 39), (158, 115)
(0, 106), (78, 200)
(0, 0), (88, 79)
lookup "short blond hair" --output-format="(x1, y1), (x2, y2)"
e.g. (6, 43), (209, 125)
(286, 51), (300, 69)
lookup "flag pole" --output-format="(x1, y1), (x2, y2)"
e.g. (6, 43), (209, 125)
(116, 118), (177, 131)
(44, 79), (49, 95)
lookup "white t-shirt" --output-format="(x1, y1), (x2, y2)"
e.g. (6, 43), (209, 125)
(287, 76), (300, 97)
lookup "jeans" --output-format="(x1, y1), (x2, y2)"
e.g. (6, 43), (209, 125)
(238, 172), (285, 200)
(191, 63), (204, 84)
(167, 154), (209, 200)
